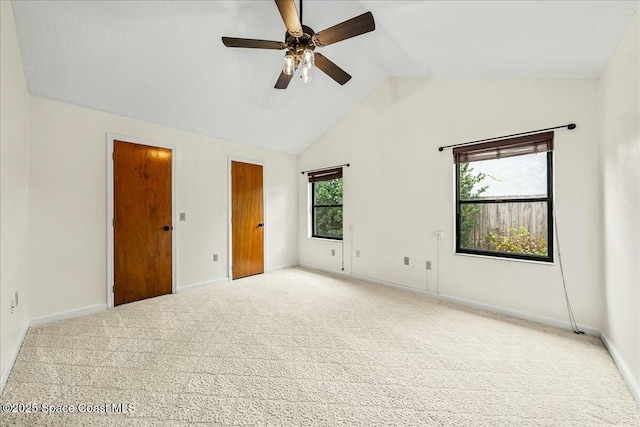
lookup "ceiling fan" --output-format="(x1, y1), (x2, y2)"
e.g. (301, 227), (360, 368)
(221, 0), (375, 89)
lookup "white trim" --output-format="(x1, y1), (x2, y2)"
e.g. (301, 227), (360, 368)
(1, 270), (636, 408)
(298, 263), (600, 336)
(227, 157), (267, 280)
(178, 278), (230, 293)
(1, 304), (105, 393)
(308, 237), (344, 243)
(601, 331), (640, 405)
(454, 251), (556, 266)
(266, 263), (298, 273)
(106, 134), (178, 308)
(29, 303), (107, 327)
(0, 323), (29, 394)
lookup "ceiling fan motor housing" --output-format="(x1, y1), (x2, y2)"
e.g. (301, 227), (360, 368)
(285, 25), (316, 52)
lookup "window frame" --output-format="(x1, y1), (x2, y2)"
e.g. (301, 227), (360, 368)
(311, 179), (343, 241)
(455, 151), (554, 263)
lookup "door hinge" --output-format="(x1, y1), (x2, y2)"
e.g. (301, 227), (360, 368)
(112, 218), (115, 226)
(112, 152), (115, 160)
(112, 285), (114, 293)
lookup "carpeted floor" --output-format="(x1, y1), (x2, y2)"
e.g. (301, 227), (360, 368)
(0, 268), (638, 426)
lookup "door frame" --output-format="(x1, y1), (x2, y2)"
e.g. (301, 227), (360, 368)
(106, 134), (178, 308)
(228, 157), (267, 280)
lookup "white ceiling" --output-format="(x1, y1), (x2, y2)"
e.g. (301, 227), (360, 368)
(11, 1), (639, 155)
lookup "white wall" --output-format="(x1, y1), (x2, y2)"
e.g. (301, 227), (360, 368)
(28, 96), (298, 320)
(299, 78), (602, 329)
(0, 1), (30, 386)
(600, 11), (640, 394)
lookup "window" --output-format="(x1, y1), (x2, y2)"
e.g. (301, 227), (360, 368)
(309, 168), (343, 240)
(454, 132), (554, 262)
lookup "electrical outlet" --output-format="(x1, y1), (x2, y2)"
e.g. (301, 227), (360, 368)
(356, 250), (360, 257)
(435, 231), (444, 239)
(404, 257), (410, 265)
(180, 212), (186, 221)
(213, 254), (218, 262)
(331, 249), (335, 256)
(426, 260), (432, 270)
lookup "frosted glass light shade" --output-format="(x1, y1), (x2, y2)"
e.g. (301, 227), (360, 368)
(302, 49), (314, 70)
(301, 65), (311, 83)
(283, 53), (296, 75)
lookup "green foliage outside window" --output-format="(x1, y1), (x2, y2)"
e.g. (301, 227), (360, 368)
(459, 163), (488, 248)
(483, 227), (548, 256)
(313, 179), (343, 239)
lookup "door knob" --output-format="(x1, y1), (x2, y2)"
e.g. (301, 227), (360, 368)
(163, 225), (171, 231)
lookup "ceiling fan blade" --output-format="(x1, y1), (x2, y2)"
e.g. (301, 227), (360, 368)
(275, 0), (303, 38)
(275, 71), (294, 89)
(222, 37), (285, 50)
(312, 11), (375, 47)
(314, 53), (352, 85)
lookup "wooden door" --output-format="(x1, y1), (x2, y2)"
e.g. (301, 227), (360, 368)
(114, 141), (172, 305)
(231, 161), (264, 279)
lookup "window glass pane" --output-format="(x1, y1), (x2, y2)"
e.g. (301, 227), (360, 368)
(459, 201), (548, 257)
(314, 206), (343, 238)
(314, 179), (343, 205)
(460, 153), (547, 201)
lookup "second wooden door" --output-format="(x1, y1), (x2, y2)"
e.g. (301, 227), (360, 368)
(231, 161), (264, 279)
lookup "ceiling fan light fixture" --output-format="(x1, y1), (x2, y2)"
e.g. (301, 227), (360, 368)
(302, 48), (314, 70)
(300, 64), (312, 83)
(222, 0), (376, 89)
(283, 52), (296, 75)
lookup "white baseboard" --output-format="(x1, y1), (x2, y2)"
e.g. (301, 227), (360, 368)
(178, 277), (229, 293)
(431, 290), (600, 336)
(299, 264), (600, 336)
(2, 303), (106, 393)
(3, 267), (635, 408)
(298, 264), (353, 280)
(601, 331), (640, 405)
(0, 322), (30, 394)
(266, 263), (298, 273)
(29, 303), (107, 327)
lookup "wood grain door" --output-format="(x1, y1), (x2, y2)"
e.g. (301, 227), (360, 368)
(231, 161), (264, 279)
(114, 141), (172, 305)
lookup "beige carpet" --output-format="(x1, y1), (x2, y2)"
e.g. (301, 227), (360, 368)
(0, 268), (638, 426)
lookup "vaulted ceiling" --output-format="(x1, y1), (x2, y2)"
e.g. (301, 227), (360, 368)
(11, 1), (639, 154)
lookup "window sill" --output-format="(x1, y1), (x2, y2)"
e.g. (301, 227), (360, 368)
(308, 236), (343, 243)
(454, 251), (555, 266)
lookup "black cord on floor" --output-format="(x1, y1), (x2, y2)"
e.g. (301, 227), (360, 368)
(553, 205), (584, 334)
